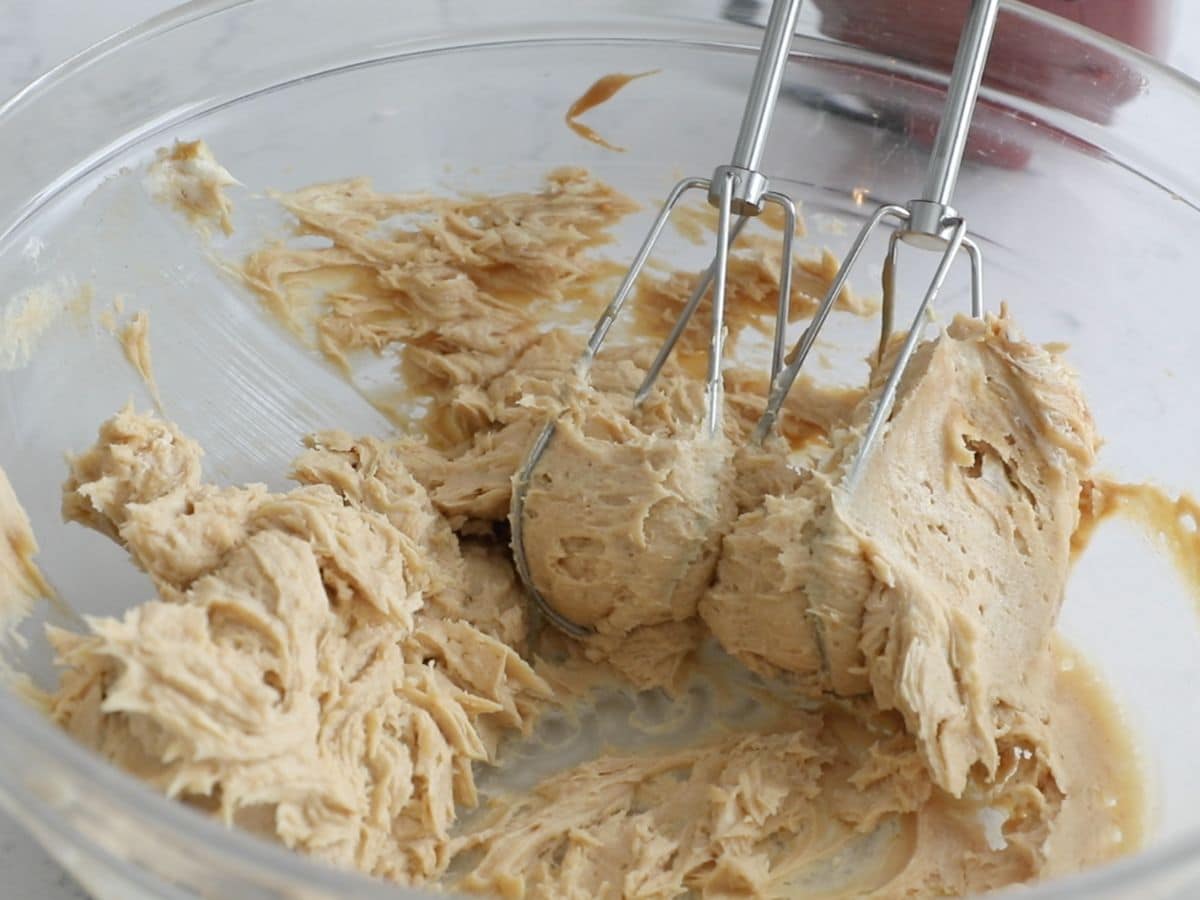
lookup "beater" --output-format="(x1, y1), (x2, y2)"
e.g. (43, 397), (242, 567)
(511, 0), (1000, 637)
(756, 0), (998, 491)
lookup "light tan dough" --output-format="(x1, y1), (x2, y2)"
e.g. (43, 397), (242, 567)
(0, 466), (54, 628)
(702, 310), (1097, 795)
(117, 310), (164, 410)
(455, 645), (1141, 899)
(145, 139), (238, 236)
(32, 153), (1149, 897)
(517, 372), (736, 637)
(49, 409), (550, 885)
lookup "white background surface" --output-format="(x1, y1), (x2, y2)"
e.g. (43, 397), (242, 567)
(1, 1), (1199, 897)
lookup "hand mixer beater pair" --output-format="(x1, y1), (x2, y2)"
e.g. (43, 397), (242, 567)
(512, 0), (1002, 637)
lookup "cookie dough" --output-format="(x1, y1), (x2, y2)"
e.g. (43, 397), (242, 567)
(1, 159), (1146, 898)
(517, 367), (737, 637)
(0, 466), (54, 628)
(456, 644), (1140, 898)
(117, 310), (163, 410)
(702, 310), (1096, 795)
(50, 409), (550, 883)
(145, 140), (238, 236)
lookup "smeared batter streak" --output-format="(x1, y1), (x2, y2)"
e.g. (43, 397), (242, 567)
(566, 70), (660, 152)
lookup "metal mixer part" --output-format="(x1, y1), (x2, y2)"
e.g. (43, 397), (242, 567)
(510, 0), (806, 637)
(755, 0), (999, 494)
(512, 0), (1000, 638)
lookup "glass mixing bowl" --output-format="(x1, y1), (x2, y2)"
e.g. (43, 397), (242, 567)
(2, 1), (1199, 897)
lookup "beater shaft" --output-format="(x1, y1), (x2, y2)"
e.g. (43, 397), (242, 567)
(758, 0), (1000, 488)
(920, 0), (1001, 216)
(717, 0), (807, 214)
(511, 0), (807, 636)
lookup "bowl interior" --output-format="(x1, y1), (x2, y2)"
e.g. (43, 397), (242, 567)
(2, 1), (1200, 895)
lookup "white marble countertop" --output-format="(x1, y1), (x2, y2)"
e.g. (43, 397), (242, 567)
(2, 1), (1200, 897)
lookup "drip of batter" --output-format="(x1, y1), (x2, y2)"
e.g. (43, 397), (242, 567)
(565, 70), (660, 152)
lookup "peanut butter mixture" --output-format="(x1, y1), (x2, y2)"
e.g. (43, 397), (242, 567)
(0, 467), (54, 630)
(116, 310), (163, 411)
(51, 409), (549, 882)
(144, 140), (238, 237)
(704, 313), (1096, 796)
(0, 149), (1151, 898)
